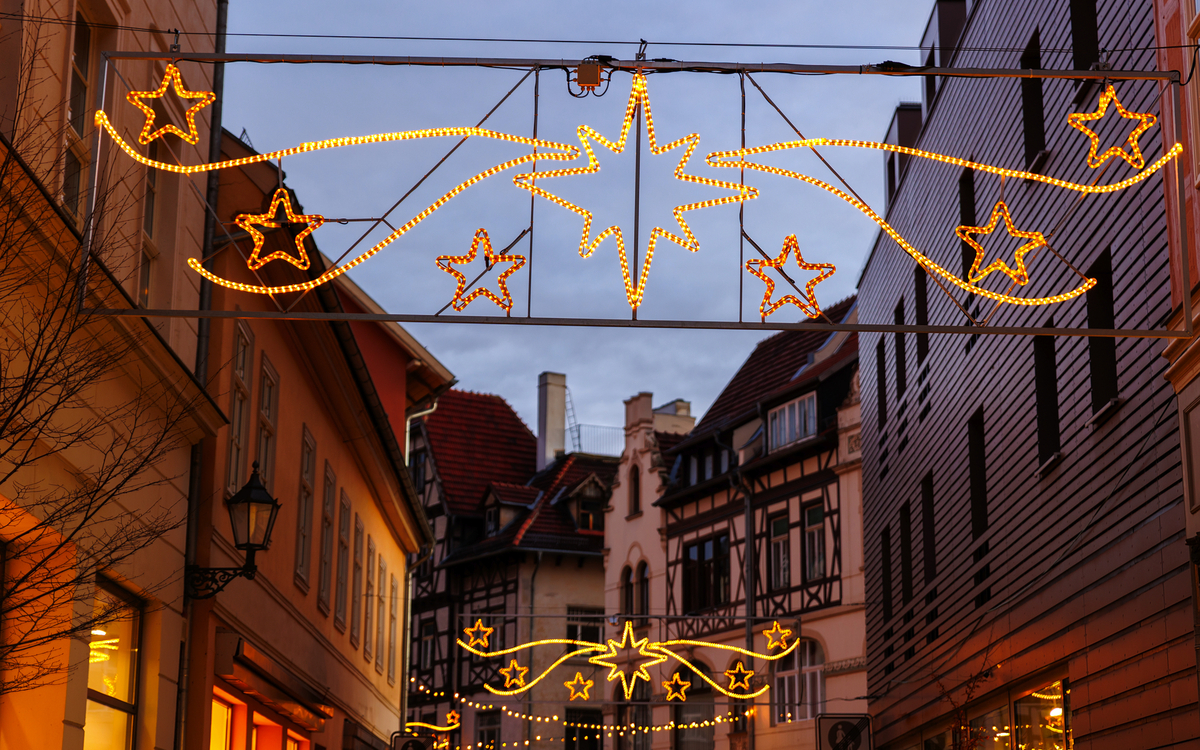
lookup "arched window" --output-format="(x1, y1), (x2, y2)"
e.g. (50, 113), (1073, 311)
(621, 566), (634, 616)
(773, 639), (824, 723)
(674, 664), (714, 750)
(628, 465), (641, 515)
(636, 562), (649, 620)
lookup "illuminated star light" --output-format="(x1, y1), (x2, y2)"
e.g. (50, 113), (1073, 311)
(237, 188), (325, 271)
(724, 662), (754, 692)
(436, 228), (527, 314)
(955, 201), (1046, 286)
(499, 658), (529, 689)
(565, 672), (594, 701)
(1067, 84), (1157, 170)
(126, 63), (216, 145)
(447, 711), (461, 726)
(744, 234), (836, 321)
(513, 73), (758, 311)
(588, 620), (669, 700)
(464, 619), (494, 649)
(663, 673), (691, 702)
(762, 621), (792, 650)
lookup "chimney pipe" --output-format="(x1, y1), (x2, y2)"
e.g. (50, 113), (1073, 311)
(537, 372), (566, 471)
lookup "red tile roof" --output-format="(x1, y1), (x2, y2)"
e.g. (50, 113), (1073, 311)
(421, 389), (537, 515)
(654, 430), (687, 455)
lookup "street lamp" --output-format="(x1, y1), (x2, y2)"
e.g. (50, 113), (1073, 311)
(186, 461), (282, 599)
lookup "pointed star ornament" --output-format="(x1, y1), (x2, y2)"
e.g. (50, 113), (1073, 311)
(446, 711), (461, 726)
(565, 672), (594, 701)
(744, 234), (836, 321)
(499, 658), (529, 689)
(588, 620), (668, 700)
(955, 201), (1046, 286)
(1068, 84), (1157, 170)
(237, 188), (325, 271)
(463, 619), (495, 649)
(127, 63), (217, 145)
(762, 621), (793, 650)
(724, 662), (754, 691)
(663, 672), (691, 702)
(435, 228), (527, 314)
(513, 73), (757, 311)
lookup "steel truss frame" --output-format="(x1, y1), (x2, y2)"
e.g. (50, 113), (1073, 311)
(78, 53), (1191, 338)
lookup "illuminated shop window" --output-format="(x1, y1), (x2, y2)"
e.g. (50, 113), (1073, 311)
(968, 704), (1011, 750)
(1014, 680), (1071, 750)
(83, 583), (139, 750)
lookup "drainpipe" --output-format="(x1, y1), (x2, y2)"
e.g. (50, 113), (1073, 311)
(405, 398), (439, 460)
(401, 544), (434, 731)
(526, 552), (542, 747)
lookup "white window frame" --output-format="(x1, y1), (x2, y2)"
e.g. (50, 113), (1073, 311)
(804, 504), (826, 581)
(768, 392), (817, 452)
(769, 515), (790, 591)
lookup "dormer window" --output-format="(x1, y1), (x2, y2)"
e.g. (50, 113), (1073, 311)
(577, 485), (605, 531)
(485, 505), (500, 535)
(768, 392), (817, 452)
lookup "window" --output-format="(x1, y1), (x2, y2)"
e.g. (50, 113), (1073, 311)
(627, 465), (641, 515)
(211, 696), (234, 750)
(137, 246), (153, 308)
(900, 502), (914, 604)
(567, 607), (603, 643)
(410, 449), (427, 495)
(876, 339), (888, 429)
(476, 711), (501, 750)
(720, 449), (729, 474)
(1020, 31), (1046, 166)
(914, 267), (929, 362)
(63, 148), (84, 217)
(968, 704), (1011, 749)
(335, 496), (351, 630)
(616, 682), (651, 750)
(921, 473), (936, 584)
(923, 48), (936, 112)
(894, 300), (907, 397)
(227, 325), (253, 493)
(773, 640), (823, 723)
(143, 140), (159, 238)
(318, 464), (336, 613)
(886, 152), (897, 202)
(804, 505), (825, 581)
(1069, 0), (1099, 72)
(85, 583), (139, 750)
(688, 456), (698, 485)
(485, 504), (500, 535)
(68, 13), (93, 137)
(768, 392), (817, 452)
(881, 526), (893, 621)
(769, 516), (790, 591)
(1086, 251), (1118, 413)
(1014, 679), (1070, 749)
(682, 534), (730, 612)
(620, 566), (634, 616)
(418, 620), (436, 670)
(673, 665), (714, 750)
(578, 487), (605, 531)
(295, 428), (316, 589)
(376, 559), (388, 672)
(636, 562), (649, 619)
(959, 169), (976, 284)
(703, 452), (713, 481)
(968, 408), (988, 539)
(566, 709), (604, 750)
(1034, 320), (1061, 464)
(364, 537), (376, 661)
(257, 359), (279, 490)
(351, 515), (363, 646)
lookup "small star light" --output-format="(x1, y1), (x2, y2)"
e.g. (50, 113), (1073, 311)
(446, 711), (461, 726)
(565, 672), (594, 701)
(499, 658), (529, 689)
(464, 619), (495, 649)
(744, 234), (835, 321)
(435, 228), (527, 314)
(126, 63), (216, 145)
(663, 672), (691, 702)
(955, 201), (1046, 286)
(1067, 84), (1157, 170)
(236, 188), (325, 272)
(724, 662), (754, 692)
(762, 621), (792, 650)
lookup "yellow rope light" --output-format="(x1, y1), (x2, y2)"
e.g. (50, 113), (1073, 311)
(762, 621), (792, 650)
(498, 659), (529, 689)
(588, 621), (669, 700)
(744, 234), (836, 320)
(436, 228), (526, 314)
(1067, 84), (1157, 170)
(565, 672), (594, 701)
(237, 187), (325, 271)
(407, 720), (462, 733)
(464, 619), (495, 649)
(663, 672), (691, 702)
(126, 63), (216, 145)
(956, 200), (1044, 285)
(724, 662), (754, 691)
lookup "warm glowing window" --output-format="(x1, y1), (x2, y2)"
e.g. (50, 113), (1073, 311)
(84, 583), (139, 750)
(210, 698), (233, 750)
(968, 704), (1011, 750)
(767, 393), (817, 452)
(1014, 679), (1070, 749)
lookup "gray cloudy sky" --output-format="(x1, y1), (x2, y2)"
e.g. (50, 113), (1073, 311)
(221, 0), (930, 431)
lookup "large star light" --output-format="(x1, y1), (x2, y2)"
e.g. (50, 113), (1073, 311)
(588, 620), (668, 700)
(514, 73), (757, 311)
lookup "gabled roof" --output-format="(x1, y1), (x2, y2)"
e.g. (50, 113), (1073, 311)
(654, 430), (687, 455)
(421, 389), (537, 515)
(689, 296), (857, 440)
(486, 482), (541, 507)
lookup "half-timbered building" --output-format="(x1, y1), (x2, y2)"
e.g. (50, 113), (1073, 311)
(859, 0), (1199, 748)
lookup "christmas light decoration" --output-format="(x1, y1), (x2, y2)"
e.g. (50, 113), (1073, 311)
(126, 63), (216, 145)
(512, 73), (758, 310)
(745, 234), (836, 320)
(436, 228), (526, 314)
(1068, 84), (1157, 170)
(565, 672), (594, 701)
(663, 673), (691, 701)
(587, 621), (669, 700)
(237, 188), (325, 271)
(499, 659), (529, 689)
(448, 711), (462, 725)
(762, 621), (792, 650)
(464, 619), (495, 649)
(407, 717), (462, 733)
(956, 201), (1045, 285)
(724, 662), (754, 691)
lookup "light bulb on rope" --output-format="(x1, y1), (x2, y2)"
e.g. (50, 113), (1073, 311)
(1067, 84), (1157, 170)
(237, 188), (325, 271)
(744, 234), (836, 321)
(956, 201), (1045, 286)
(126, 63), (216, 145)
(436, 228), (526, 314)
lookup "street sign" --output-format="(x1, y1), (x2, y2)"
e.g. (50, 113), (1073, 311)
(393, 736), (435, 750)
(817, 714), (872, 750)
